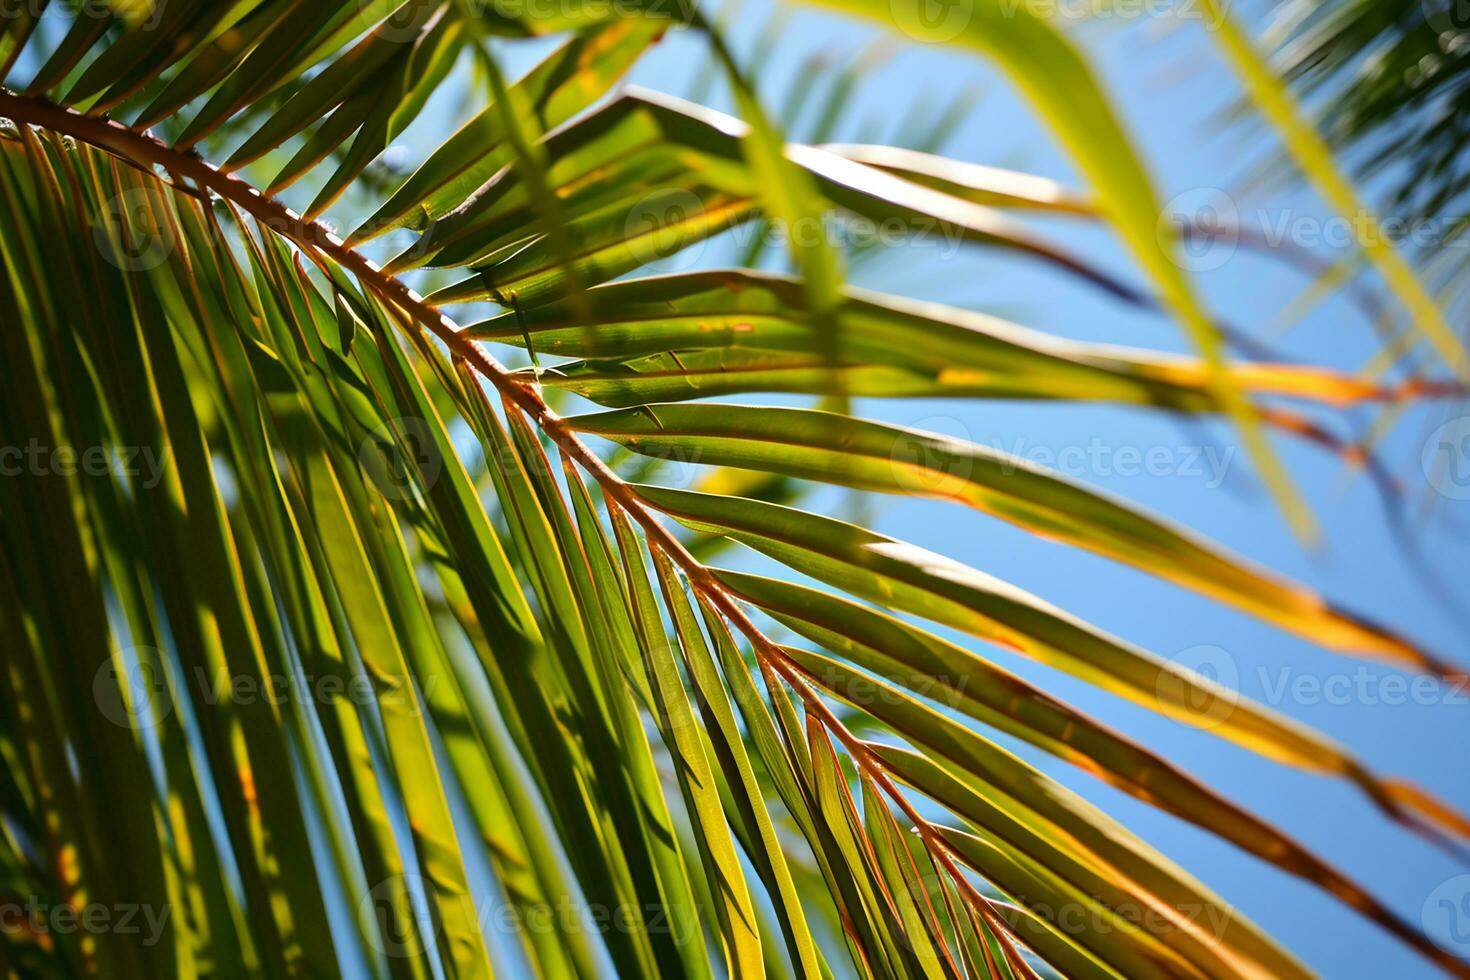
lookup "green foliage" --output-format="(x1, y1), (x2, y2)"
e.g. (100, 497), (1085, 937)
(1272, 0), (1470, 249)
(0, 2), (1465, 977)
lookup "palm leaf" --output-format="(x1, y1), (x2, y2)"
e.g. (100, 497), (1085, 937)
(0, 3), (1465, 977)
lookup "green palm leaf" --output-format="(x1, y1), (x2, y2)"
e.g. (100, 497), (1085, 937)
(0, 2), (1465, 977)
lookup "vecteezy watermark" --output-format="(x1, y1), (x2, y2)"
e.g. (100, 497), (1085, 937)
(1159, 186), (1470, 271)
(94, 653), (439, 730)
(622, 441), (709, 489)
(998, 0), (1227, 27)
(807, 666), (973, 707)
(357, 416), (443, 502)
(1250, 210), (1469, 252)
(1, 0), (166, 29)
(770, 213), (965, 258)
(1424, 416), (1470, 501)
(887, 419), (1237, 492)
(991, 436), (1238, 488)
(1424, 875), (1470, 958)
(358, 875), (701, 958)
(436, 0), (697, 27)
(0, 440), (168, 488)
(1156, 645), (1470, 730)
(1255, 665), (1467, 707)
(0, 895), (171, 948)
(889, 0), (1226, 43)
(623, 189), (967, 273)
(0, 0), (681, 34)
(1002, 898), (1236, 942)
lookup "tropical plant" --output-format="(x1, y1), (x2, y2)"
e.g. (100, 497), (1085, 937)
(1269, 0), (1470, 256)
(0, 1), (1466, 977)
(1253, 0), (1470, 386)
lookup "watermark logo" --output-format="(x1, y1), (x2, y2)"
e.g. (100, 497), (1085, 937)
(1159, 187), (1239, 272)
(1156, 644), (1239, 730)
(625, 188), (710, 274)
(94, 647), (172, 731)
(350, 0), (431, 44)
(95, 188), (175, 272)
(889, 415), (975, 494)
(358, 416), (442, 501)
(1423, 875), (1470, 957)
(1424, 417), (1470, 501)
(890, 0), (973, 43)
(360, 874), (439, 959)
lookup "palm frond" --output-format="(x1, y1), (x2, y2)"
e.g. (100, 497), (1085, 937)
(0, 2), (1466, 978)
(1270, 0), (1470, 253)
